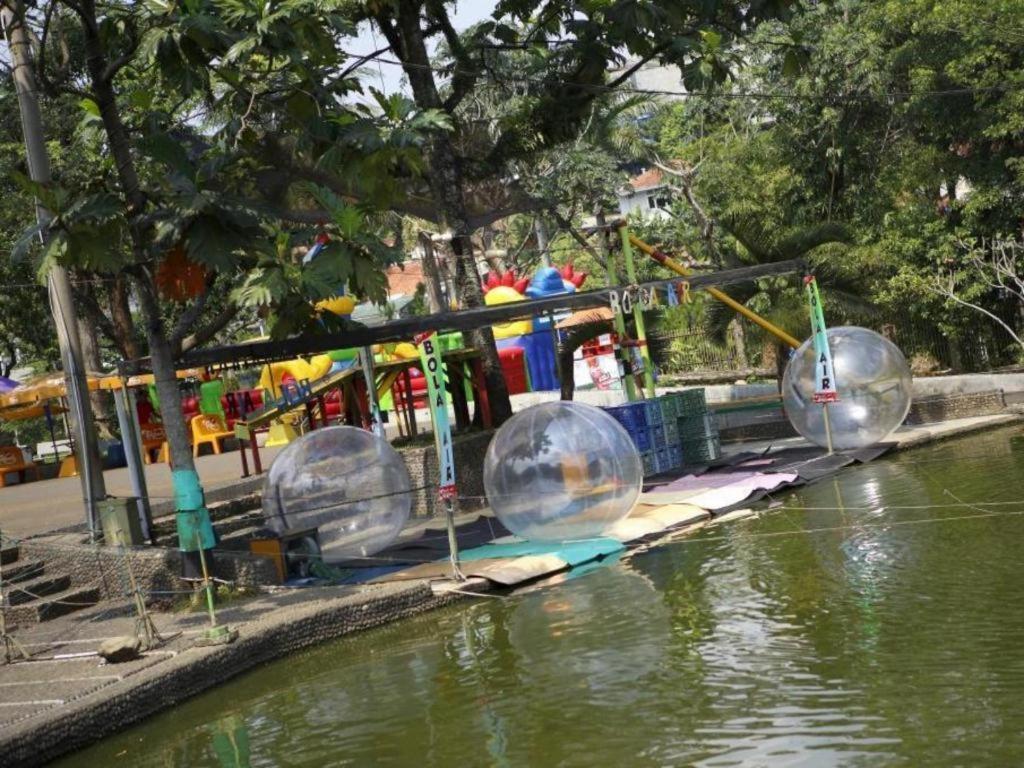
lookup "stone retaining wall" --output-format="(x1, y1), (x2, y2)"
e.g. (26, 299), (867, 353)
(0, 582), (462, 768)
(20, 536), (277, 602)
(397, 430), (492, 518)
(905, 390), (1006, 425)
(718, 390), (1009, 443)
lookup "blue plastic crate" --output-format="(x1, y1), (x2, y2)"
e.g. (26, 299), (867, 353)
(654, 447), (674, 473)
(649, 424), (666, 448)
(668, 445), (683, 469)
(641, 399), (663, 427)
(602, 402), (648, 432)
(629, 427), (651, 453)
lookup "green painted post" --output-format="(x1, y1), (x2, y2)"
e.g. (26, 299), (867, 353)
(619, 224), (657, 399)
(606, 234), (638, 402)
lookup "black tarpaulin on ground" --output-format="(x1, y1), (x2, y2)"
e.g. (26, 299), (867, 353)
(335, 515), (512, 569)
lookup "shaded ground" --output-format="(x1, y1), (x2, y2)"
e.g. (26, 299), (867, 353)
(0, 446), (283, 537)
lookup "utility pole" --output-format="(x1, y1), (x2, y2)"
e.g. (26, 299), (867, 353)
(2, 0), (107, 535)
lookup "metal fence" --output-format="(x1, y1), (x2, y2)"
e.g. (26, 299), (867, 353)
(652, 314), (1021, 377)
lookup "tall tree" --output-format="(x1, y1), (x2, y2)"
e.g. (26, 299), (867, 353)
(355, 0), (795, 421)
(10, 0), (446, 475)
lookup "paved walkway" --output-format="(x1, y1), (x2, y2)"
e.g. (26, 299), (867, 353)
(0, 447), (283, 538)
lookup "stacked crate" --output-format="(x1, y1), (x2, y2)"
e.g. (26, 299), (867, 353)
(604, 389), (720, 475)
(603, 401), (656, 475)
(603, 394), (690, 476)
(674, 388), (721, 465)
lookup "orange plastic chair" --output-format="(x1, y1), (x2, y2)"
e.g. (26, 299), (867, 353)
(139, 422), (167, 465)
(0, 446), (39, 487)
(191, 414), (234, 457)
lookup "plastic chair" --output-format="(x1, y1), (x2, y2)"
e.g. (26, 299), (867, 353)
(199, 380), (226, 419)
(139, 422), (168, 464)
(0, 446), (39, 487)
(191, 413), (234, 457)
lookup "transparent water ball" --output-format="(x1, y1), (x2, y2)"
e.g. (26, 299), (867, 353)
(483, 402), (642, 542)
(782, 326), (912, 451)
(262, 426), (411, 561)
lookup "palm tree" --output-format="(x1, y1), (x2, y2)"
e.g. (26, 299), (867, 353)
(702, 216), (872, 386)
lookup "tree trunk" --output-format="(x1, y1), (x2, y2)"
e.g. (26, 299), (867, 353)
(535, 217), (551, 268)
(381, 4), (512, 424)
(729, 319), (749, 369)
(775, 341), (788, 392)
(78, 313), (117, 439)
(418, 233), (445, 313)
(109, 275), (141, 359)
(136, 279), (195, 471)
(78, 0), (196, 471)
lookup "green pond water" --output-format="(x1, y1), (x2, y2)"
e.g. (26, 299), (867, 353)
(59, 426), (1024, 767)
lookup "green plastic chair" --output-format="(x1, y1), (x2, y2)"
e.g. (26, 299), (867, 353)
(199, 380), (226, 419)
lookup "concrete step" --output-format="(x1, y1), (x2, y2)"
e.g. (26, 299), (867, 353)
(217, 526), (264, 551)
(6, 573), (71, 606)
(213, 513), (264, 537)
(4, 558), (44, 584)
(0, 545), (19, 566)
(6, 586), (100, 626)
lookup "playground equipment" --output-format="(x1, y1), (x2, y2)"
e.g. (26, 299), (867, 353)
(484, 285), (532, 339)
(782, 326), (912, 451)
(257, 355), (334, 397)
(261, 426), (412, 561)
(315, 295), (356, 317)
(483, 401), (642, 541)
(627, 233), (801, 350)
(481, 265), (590, 393)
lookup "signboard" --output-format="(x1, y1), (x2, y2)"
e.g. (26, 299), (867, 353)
(804, 275), (840, 404)
(415, 331), (456, 500)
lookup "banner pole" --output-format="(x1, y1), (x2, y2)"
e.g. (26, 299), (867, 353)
(804, 274), (840, 454)
(415, 331), (465, 581)
(822, 402), (835, 456)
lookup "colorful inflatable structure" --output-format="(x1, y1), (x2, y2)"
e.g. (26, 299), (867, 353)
(482, 264), (589, 393)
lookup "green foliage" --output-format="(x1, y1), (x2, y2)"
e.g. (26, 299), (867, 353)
(645, 0), (1024, 359)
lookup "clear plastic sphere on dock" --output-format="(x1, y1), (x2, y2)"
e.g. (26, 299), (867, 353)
(483, 401), (642, 542)
(261, 426), (412, 561)
(782, 326), (912, 451)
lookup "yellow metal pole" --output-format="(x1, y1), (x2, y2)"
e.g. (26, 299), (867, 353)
(628, 234), (802, 350)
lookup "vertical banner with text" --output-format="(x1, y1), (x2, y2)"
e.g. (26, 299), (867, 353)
(415, 331), (457, 499)
(804, 275), (840, 404)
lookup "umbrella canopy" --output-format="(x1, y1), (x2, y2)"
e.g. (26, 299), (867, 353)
(555, 307), (615, 329)
(0, 371), (105, 409)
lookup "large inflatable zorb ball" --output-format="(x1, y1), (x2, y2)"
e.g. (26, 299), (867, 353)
(782, 326), (912, 451)
(483, 402), (642, 542)
(262, 426), (411, 561)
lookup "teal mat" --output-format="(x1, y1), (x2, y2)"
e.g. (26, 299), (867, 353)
(458, 537), (625, 566)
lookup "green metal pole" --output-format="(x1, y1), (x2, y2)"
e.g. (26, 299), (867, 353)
(619, 224), (657, 398)
(606, 232), (638, 401)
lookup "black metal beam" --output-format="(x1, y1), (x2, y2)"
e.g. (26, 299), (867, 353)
(121, 258), (807, 375)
